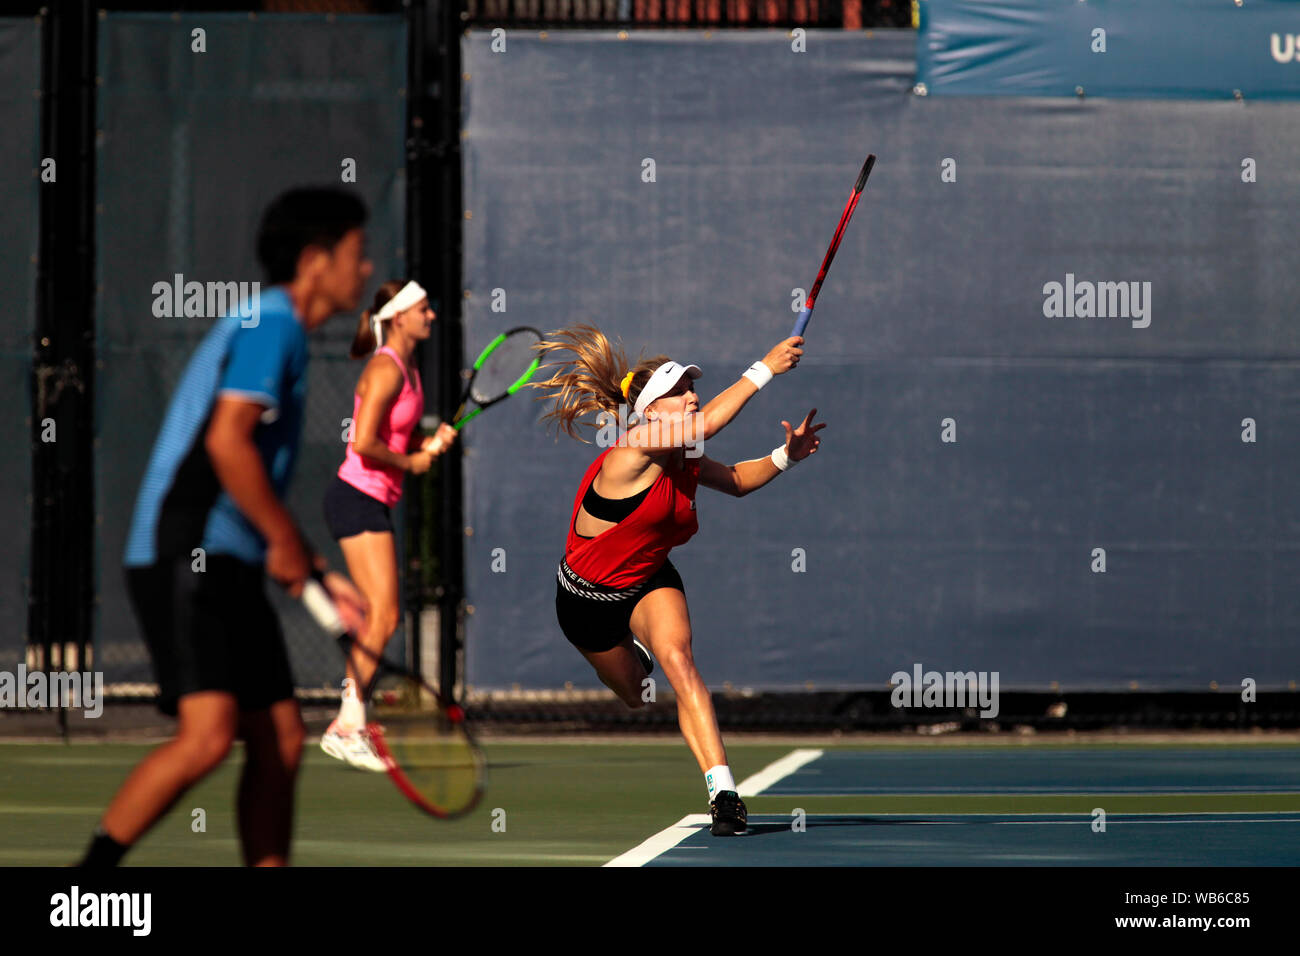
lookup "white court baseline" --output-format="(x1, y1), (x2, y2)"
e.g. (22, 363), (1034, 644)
(604, 748), (824, 867)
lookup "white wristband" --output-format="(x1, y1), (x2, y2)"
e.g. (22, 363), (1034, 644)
(743, 361), (773, 390)
(771, 444), (794, 471)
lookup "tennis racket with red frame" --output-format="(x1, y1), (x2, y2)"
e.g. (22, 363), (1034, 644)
(301, 573), (486, 819)
(791, 154), (876, 338)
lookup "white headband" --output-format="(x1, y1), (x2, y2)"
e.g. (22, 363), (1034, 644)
(634, 361), (703, 418)
(376, 280), (428, 320)
(370, 280), (428, 350)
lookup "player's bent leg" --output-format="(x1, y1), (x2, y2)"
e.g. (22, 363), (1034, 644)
(338, 530), (402, 690)
(631, 587), (746, 834)
(579, 636), (651, 709)
(630, 587), (727, 773)
(237, 697), (306, 867)
(97, 691), (239, 847)
(331, 531), (402, 770)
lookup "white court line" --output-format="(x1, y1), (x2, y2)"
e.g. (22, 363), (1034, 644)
(736, 748), (824, 797)
(816, 811), (1300, 817)
(870, 818), (1300, 826)
(604, 805), (1299, 866)
(993, 817), (1300, 826)
(604, 814), (710, 867)
(771, 786), (1300, 794)
(605, 749), (827, 867)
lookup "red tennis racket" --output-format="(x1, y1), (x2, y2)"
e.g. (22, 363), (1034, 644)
(301, 573), (486, 819)
(791, 154), (876, 337)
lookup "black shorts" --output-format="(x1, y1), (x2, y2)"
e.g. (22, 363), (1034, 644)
(323, 474), (394, 539)
(125, 555), (295, 716)
(555, 557), (685, 653)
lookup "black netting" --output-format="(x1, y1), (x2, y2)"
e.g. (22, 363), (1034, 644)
(95, 14), (409, 690)
(0, 18), (40, 677)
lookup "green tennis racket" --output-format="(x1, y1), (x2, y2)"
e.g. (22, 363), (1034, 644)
(448, 326), (543, 431)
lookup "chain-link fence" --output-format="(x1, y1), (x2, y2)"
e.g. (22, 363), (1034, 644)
(93, 13), (409, 694)
(0, 16), (40, 680)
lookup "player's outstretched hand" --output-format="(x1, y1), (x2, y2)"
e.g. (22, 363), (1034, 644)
(782, 408), (826, 462)
(762, 336), (804, 375)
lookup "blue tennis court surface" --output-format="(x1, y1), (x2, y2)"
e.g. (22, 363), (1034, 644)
(608, 747), (1300, 866)
(761, 748), (1300, 794)
(641, 813), (1300, 866)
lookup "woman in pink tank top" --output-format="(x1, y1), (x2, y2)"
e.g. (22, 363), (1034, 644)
(320, 279), (458, 768)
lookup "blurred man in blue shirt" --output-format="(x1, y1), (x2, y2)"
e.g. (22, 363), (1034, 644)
(82, 187), (373, 867)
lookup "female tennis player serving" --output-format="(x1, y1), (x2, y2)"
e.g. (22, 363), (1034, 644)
(532, 325), (825, 836)
(320, 279), (458, 770)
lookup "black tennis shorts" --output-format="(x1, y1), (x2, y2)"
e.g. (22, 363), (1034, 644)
(125, 555), (295, 716)
(555, 557), (685, 653)
(323, 474), (394, 539)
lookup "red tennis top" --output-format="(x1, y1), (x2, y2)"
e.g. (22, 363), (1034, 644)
(564, 447), (701, 589)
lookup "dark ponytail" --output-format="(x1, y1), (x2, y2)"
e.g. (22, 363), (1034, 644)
(349, 279), (407, 359)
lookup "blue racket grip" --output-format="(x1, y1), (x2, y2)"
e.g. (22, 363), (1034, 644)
(790, 306), (812, 339)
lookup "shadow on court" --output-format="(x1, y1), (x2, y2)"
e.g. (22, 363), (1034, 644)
(742, 816), (930, 837)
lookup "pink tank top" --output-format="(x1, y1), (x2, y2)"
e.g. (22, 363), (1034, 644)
(337, 346), (424, 507)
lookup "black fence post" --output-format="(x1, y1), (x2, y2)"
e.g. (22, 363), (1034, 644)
(408, 0), (466, 702)
(32, 0), (98, 735)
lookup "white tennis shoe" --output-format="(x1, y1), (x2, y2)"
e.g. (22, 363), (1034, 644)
(320, 721), (387, 773)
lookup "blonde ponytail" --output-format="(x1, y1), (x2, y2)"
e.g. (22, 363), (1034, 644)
(528, 323), (670, 442)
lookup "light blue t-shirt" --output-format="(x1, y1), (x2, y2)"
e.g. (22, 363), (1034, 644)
(123, 287), (308, 567)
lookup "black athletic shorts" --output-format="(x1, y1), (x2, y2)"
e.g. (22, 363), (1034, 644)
(125, 555), (295, 716)
(555, 556), (685, 653)
(323, 474), (394, 539)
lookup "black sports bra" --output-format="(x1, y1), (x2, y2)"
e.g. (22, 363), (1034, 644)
(576, 481), (653, 539)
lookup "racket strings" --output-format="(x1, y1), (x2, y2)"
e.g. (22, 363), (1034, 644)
(471, 330), (541, 403)
(369, 673), (484, 817)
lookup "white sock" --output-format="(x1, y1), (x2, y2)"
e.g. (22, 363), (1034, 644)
(705, 765), (736, 803)
(337, 679), (366, 732)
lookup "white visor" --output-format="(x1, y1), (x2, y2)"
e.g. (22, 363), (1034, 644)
(633, 361), (703, 418)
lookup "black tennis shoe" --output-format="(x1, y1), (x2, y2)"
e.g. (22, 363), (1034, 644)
(632, 638), (654, 676)
(710, 790), (748, 836)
